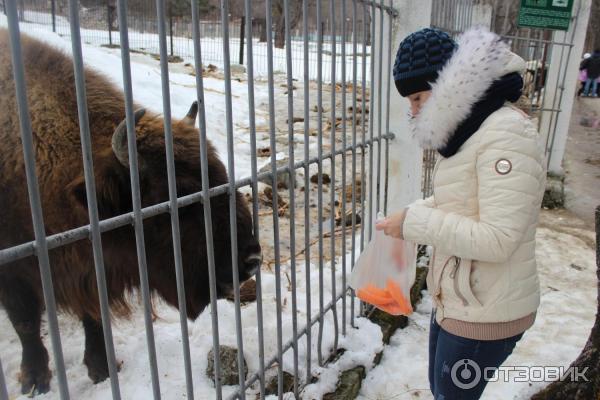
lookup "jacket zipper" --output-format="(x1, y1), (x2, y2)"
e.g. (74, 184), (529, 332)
(448, 256), (469, 306)
(430, 157), (441, 294)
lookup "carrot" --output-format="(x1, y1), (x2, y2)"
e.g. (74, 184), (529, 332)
(356, 287), (395, 306)
(386, 279), (413, 314)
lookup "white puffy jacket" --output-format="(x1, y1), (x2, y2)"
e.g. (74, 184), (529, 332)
(402, 27), (547, 340)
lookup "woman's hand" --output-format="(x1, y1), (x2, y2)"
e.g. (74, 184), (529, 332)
(375, 208), (408, 239)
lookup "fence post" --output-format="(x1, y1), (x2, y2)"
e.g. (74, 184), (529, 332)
(51, 0), (56, 32)
(239, 16), (245, 64)
(169, 6), (174, 56)
(543, 0), (592, 175)
(471, 2), (492, 29)
(370, 0), (432, 222)
(107, 0), (112, 45)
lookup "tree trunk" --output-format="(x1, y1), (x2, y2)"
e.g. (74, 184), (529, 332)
(258, 18), (267, 43)
(531, 206), (600, 399)
(274, 15), (285, 49)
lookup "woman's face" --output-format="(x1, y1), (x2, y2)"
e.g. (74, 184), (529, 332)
(407, 90), (432, 117)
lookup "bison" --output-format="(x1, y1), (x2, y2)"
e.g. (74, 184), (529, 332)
(0, 30), (261, 395)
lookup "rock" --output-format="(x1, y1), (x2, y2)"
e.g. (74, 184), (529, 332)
(368, 309), (408, 345)
(542, 173), (565, 209)
(258, 159), (294, 189)
(257, 147), (271, 157)
(229, 64), (246, 75)
(259, 186), (289, 216)
(265, 371), (296, 396)
(206, 346), (247, 386)
(410, 266), (428, 307)
(310, 173), (331, 184)
(323, 366), (366, 400)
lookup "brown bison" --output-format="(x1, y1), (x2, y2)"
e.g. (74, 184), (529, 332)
(0, 30), (261, 395)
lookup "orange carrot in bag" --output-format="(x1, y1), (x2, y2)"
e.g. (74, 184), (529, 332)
(386, 279), (413, 314)
(356, 286), (394, 306)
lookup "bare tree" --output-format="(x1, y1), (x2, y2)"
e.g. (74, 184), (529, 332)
(272, 0), (305, 49)
(531, 206), (600, 399)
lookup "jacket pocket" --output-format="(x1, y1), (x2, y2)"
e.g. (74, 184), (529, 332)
(449, 257), (483, 307)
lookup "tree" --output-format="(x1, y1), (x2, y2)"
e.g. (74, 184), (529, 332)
(272, 0), (307, 49)
(531, 206), (600, 399)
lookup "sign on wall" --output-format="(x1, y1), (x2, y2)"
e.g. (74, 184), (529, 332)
(517, 0), (574, 31)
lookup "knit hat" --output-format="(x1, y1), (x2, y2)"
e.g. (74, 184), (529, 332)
(393, 28), (457, 97)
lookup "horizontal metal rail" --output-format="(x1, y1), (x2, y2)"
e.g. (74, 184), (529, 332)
(358, 0), (398, 17)
(227, 289), (349, 400)
(0, 133), (394, 266)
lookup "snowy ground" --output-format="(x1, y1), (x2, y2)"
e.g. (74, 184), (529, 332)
(15, 9), (371, 82)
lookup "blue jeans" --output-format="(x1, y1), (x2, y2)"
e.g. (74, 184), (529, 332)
(428, 309), (524, 400)
(583, 78), (598, 96)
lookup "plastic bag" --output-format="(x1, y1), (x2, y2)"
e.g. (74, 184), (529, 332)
(349, 212), (417, 316)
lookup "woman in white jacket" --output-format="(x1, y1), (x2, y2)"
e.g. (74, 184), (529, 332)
(377, 27), (546, 399)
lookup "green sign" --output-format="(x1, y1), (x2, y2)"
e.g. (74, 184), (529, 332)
(518, 0), (574, 31)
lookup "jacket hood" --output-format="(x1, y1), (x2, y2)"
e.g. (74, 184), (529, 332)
(411, 26), (526, 150)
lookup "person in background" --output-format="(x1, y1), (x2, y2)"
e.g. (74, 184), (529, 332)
(376, 27), (546, 399)
(580, 49), (600, 97)
(578, 53), (591, 97)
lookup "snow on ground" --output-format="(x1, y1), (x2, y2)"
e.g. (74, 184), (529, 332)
(16, 10), (371, 82)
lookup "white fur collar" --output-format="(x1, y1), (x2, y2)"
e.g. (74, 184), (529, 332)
(411, 26), (526, 150)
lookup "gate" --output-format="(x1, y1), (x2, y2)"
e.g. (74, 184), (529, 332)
(0, 0), (397, 399)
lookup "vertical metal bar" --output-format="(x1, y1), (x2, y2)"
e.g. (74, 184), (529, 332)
(190, 0), (223, 397)
(349, 0), (358, 328)
(239, 16), (245, 64)
(316, 0), (325, 367)
(66, 1), (122, 398)
(0, 357), (6, 400)
(4, 3), (70, 399)
(360, 2), (367, 254)
(51, 0), (56, 32)
(115, 0), (161, 397)
(376, 0), (383, 214)
(282, 0), (299, 396)
(107, 0), (113, 46)
(154, 0), (194, 398)
(243, 0), (265, 396)
(329, 0), (340, 355)
(265, 0), (285, 393)
(340, 0), (348, 336)
(302, 0), (312, 383)
(384, 0), (392, 215)
(219, 0), (247, 397)
(367, 0), (376, 239)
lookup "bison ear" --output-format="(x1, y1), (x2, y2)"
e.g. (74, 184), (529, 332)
(183, 101), (198, 126)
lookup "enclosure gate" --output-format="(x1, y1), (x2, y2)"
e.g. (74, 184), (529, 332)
(0, 0), (398, 399)
(423, 0), (583, 198)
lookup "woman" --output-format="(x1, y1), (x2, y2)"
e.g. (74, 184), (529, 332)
(376, 27), (546, 399)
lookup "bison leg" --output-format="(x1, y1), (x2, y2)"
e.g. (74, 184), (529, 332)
(1, 280), (51, 395)
(82, 315), (112, 383)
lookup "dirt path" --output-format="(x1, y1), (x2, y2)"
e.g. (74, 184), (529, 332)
(563, 97), (600, 229)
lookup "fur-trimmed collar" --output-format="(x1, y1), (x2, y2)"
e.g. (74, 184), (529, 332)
(411, 26), (526, 150)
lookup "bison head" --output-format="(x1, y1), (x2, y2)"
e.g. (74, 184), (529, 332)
(68, 102), (261, 319)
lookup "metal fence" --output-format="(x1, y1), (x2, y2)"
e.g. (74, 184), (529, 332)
(422, 0), (583, 198)
(3, 0), (373, 81)
(0, 0), (397, 399)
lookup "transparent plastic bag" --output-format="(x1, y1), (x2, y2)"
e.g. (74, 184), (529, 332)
(349, 212), (417, 316)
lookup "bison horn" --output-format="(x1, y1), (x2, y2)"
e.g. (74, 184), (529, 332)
(183, 101), (198, 126)
(111, 108), (146, 167)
